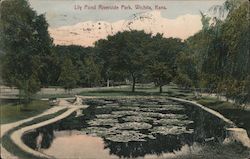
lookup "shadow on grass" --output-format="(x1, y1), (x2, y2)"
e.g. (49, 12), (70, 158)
(79, 90), (165, 97)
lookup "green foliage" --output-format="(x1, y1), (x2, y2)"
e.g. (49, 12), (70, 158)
(95, 30), (153, 92)
(58, 58), (79, 92)
(179, 1), (250, 104)
(81, 55), (101, 87)
(145, 34), (183, 92)
(176, 53), (199, 88)
(0, 0), (53, 102)
(95, 32), (183, 92)
(174, 74), (193, 89)
(53, 45), (97, 87)
(0, 100), (50, 124)
(147, 62), (172, 93)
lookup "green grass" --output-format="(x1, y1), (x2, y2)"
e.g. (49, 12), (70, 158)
(1, 108), (68, 159)
(34, 93), (74, 99)
(78, 84), (194, 98)
(0, 100), (51, 124)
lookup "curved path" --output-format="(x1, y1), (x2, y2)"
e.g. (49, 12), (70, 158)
(1, 98), (87, 159)
(11, 105), (87, 158)
(1, 106), (67, 159)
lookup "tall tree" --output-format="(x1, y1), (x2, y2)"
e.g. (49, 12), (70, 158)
(146, 34), (183, 93)
(81, 55), (101, 87)
(0, 0), (53, 102)
(95, 31), (152, 92)
(58, 58), (79, 92)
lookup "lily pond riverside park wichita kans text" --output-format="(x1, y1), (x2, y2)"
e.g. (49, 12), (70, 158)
(74, 4), (167, 11)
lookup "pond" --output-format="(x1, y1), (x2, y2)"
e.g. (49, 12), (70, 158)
(22, 98), (250, 159)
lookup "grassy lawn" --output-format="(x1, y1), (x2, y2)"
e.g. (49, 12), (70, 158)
(34, 93), (74, 99)
(0, 100), (51, 124)
(78, 84), (194, 98)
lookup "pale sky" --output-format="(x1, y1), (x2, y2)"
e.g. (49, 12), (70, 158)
(28, 0), (225, 46)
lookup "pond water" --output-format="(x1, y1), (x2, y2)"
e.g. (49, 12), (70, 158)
(22, 98), (250, 159)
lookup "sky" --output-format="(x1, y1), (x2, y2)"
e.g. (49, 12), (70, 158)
(28, 0), (225, 46)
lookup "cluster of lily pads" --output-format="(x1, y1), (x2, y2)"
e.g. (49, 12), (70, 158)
(82, 98), (194, 142)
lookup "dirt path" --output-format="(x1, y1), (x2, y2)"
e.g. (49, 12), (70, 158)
(0, 98), (86, 159)
(1, 106), (66, 159)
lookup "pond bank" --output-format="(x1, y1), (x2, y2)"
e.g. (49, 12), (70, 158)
(169, 97), (250, 148)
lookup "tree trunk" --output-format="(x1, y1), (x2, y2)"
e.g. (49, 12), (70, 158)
(107, 79), (110, 87)
(159, 85), (163, 93)
(132, 75), (136, 92)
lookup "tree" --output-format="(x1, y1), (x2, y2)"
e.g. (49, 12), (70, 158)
(146, 34), (183, 93)
(81, 55), (101, 87)
(179, 0), (249, 105)
(53, 45), (94, 87)
(0, 0), (53, 102)
(220, 1), (250, 103)
(148, 62), (172, 93)
(176, 53), (199, 89)
(58, 59), (79, 93)
(95, 31), (152, 92)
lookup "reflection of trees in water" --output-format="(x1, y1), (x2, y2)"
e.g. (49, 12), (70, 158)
(39, 126), (55, 149)
(184, 103), (227, 143)
(22, 114), (85, 150)
(22, 126), (54, 150)
(22, 131), (39, 150)
(104, 134), (193, 158)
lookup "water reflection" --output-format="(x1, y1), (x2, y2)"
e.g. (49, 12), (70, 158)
(43, 133), (119, 159)
(22, 98), (230, 159)
(104, 133), (193, 158)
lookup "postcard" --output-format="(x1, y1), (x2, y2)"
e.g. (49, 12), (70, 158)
(0, 0), (249, 159)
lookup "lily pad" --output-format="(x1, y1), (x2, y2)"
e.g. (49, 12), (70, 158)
(151, 126), (194, 135)
(112, 111), (139, 116)
(117, 106), (140, 111)
(114, 122), (152, 130)
(121, 116), (155, 123)
(82, 127), (122, 137)
(96, 105), (119, 109)
(138, 112), (167, 118)
(88, 118), (118, 126)
(105, 130), (155, 142)
(154, 118), (194, 126)
(139, 104), (185, 110)
(95, 114), (123, 119)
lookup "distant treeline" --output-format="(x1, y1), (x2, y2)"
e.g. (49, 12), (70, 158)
(0, 0), (249, 104)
